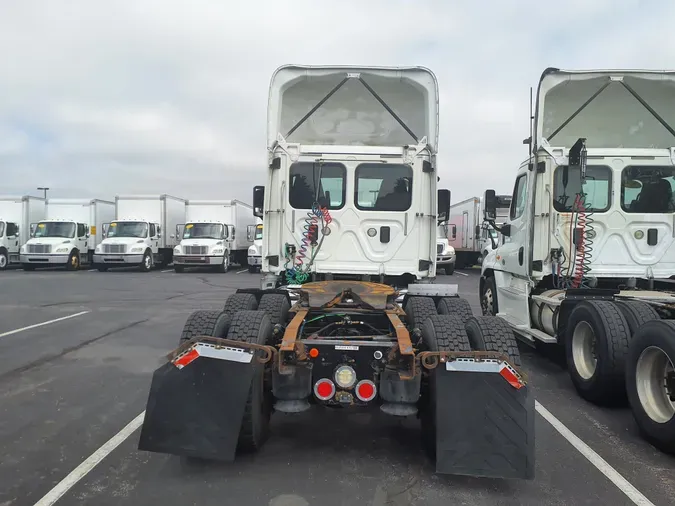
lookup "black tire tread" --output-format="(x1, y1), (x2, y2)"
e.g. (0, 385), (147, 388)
(223, 293), (258, 314)
(179, 310), (223, 345)
(257, 294), (291, 326)
(226, 310), (272, 452)
(422, 315), (471, 352)
(405, 296), (438, 330)
(615, 300), (660, 335)
(465, 316), (521, 367)
(436, 297), (473, 323)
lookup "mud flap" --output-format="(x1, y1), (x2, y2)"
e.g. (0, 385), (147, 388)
(138, 342), (256, 461)
(434, 359), (535, 479)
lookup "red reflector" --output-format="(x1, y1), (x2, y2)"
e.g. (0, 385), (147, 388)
(314, 380), (335, 400)
(173, 348), (199, 369)
(355, 380), (376, 401)
(499, 365), (523, 389)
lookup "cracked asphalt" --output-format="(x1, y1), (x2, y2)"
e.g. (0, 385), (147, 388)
(0, 266), (673, 506)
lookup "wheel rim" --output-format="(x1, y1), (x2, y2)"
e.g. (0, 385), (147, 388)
(482, 287), (495, 315)
(144, 254), (151, 269)
(0, 255), (6, 268)
(635, 346), (675, 424)
(572, 321), (597, 380)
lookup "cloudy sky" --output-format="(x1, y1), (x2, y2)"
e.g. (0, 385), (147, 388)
(1, 0), (672, 204)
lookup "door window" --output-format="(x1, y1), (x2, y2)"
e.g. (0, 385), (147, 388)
(510, 174), (528, 219)
(149, 223), (156, 237)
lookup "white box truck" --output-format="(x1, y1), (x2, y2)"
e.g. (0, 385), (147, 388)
(20, 198), (115, 271)
(246, 217), (263, 273)
(0, 195), (46, 270)
(94, 194), (186, 272)
(173, 200), (255, 273)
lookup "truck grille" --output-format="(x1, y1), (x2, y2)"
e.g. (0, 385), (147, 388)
(184, 245), (208, 255)
(437, 244), (444, 254)
(28, 244), (51, 254)
(103, 244), (126, 254)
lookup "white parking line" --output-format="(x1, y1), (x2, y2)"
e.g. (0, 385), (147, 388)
(237, 269), (248, 274)
(31, 399), (655, 506)
(535, 401), (654, 506)
(34, 411), (146, 506)
(455, 271), (469, 276)
(161, 269), (173, 273)
(0, 311), (90, 339)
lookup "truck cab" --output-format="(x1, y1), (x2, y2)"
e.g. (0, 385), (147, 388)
(246, 222), (263, 273)
(0, 220), (20, 269)
(436, 222), (455, 275)
(252, 65), (449, 289)
(95, 219), (161, 271)
(21, 219), (90, 270)
(173, 221), (231, 272)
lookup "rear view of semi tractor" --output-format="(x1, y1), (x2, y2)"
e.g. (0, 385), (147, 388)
(138, 65), (535, 479)
(21, 198), (115, 270)
(173, 199), (255, 273)
(0, 195), (46, 270)
(94, 194), (186, 272)
(481, 67), (675, 454)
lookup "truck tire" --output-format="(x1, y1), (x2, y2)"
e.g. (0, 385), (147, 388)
(22, 264), (36, 271)
(223, 293), (258, 315)
(174, 265), (185, 273)
(226, 310), (274, 452)
(66, 250), (80, 271)
(565, 300), (631, 404)
(465, 316), (521, 367)
(216, 254), (229, 273)
(480, 276), (498, 316)
(625, 319), (675, 454)
(444, 265), (454, 275)
(139, 250), (153, 272)
(419, 315), (471, 457)
(404, 296), (437, 330)
(615, 300), (660, 336)
(178, 309), (231, 346)
(436, 297), (473, 324)
(258, 294), (291, 327)
(248, 265), (257, 273)
(0, 249), (8, 270)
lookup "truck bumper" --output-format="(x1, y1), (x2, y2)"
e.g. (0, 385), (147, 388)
(436, 255), (456, 266)
(93, 254), (144, 266)
(20, 254), (69, 265)
(173, 255), (223, 266)
(247, 255), (262, 266)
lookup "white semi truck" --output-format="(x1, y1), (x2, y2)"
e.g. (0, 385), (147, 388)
(477, 194), (511, 264)
(173, 199), (255, 273)
(20, 198), (115, 270)
(448, 195), (511, 268)
(138, 65), (535, 481)
(436, 223), (456, 275)
(246, 218), (263, 273)
(0, 195), (46, 270)
(481, 67), (675, 454)
(94, 194), (186, 272)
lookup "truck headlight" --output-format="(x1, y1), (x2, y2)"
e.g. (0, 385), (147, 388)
(248, 246), (257, 255)
(130, 247), (143, 253)
(95, 245), (102, 252)
(212, 248), (223, 255)
(174, 247), (181, 254)
(55, 247), (69, 253)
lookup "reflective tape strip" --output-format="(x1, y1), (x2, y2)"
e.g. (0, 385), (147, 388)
(172, 342), (253, 369)
(444, 358), (524, 389)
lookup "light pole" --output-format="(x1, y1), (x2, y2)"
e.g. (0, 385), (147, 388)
(37, 187), (49, 200)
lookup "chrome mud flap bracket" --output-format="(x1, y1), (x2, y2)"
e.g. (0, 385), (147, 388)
(433, 356), (535, 479)
(138, 341), (261, 462)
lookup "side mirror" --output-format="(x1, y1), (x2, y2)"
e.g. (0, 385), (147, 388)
(500, 224), (512, 237)
(437, 189), (451, 223)
(253, 185), (265, 218)
(475, 225), (480, 237)
(483, 189), (497, 221)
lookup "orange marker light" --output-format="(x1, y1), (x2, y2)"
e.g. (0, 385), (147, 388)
(309, 348), (319, 358)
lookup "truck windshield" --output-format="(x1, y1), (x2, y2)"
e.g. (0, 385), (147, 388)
(34, 222), (76, 238)
(254, 225), (263, 240)
(553, 165), (612, 212)
(355, 163), (412, 211)
(107, 221), (148, 238)
(183, 223), (224, 239)
(621, 166), (675, 213)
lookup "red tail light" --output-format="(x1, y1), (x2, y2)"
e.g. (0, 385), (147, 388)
(355, 380), (377, 402)
(314, 379), (336, 401)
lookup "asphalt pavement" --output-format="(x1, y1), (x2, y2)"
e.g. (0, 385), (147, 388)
(0, 265), (673, 506)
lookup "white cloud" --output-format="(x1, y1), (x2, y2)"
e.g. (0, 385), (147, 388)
(1, 0), (673, 204)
